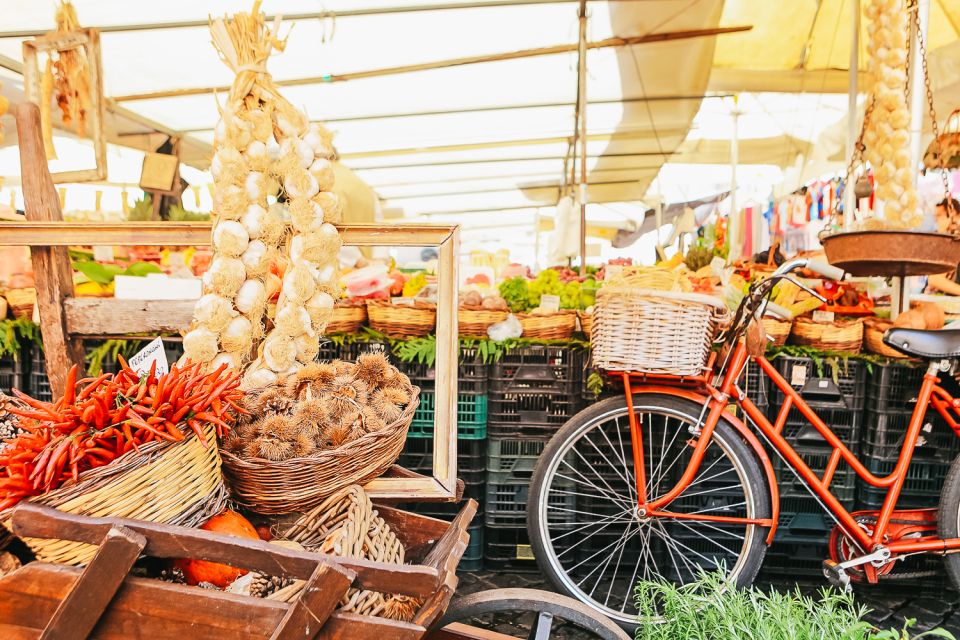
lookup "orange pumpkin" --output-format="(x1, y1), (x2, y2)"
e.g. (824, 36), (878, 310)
(175, 510), (259, 588)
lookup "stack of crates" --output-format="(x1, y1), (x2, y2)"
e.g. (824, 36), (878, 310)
(0, 350), (26, 397)
(856, 362), (960, 585)
(394, 345), (489, 572)
(484, 344), (586, 571)
(760, 355), (866, 578)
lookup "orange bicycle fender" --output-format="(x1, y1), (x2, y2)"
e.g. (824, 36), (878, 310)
(629, 386), (780, 544)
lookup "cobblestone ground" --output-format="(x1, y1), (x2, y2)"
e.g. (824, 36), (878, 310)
(455, 570), (960, 638)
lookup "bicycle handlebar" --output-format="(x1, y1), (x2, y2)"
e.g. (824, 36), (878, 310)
(771, 258), (845, 281)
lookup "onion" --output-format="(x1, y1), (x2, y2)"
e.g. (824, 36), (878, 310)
(183, 327), (219, 363)
(204, 257), (246, 298)
(221, 315), (254, 354)
(282, 262), (317, 303)
(211, 352), (241, 371)
(241, 239), (269, 275)
(194, 293), (237, 332)
(275, 303), (313, 337)
(245, 172), (267, 201)
(309, 158), (335, 192)
(243, 366), (277, 390)
(262, 334), (297, 372)
(295, 334), (320, 363)
(242, 204), (267, 239)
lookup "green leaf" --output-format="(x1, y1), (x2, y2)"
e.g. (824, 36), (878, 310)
(73, 260), (123, 285)
(122, 261), (162, 277)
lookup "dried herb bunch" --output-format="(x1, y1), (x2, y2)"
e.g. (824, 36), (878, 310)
(224, 353), (412, 461)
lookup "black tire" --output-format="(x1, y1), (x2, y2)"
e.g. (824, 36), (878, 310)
(527, 393), (770, 630)
(938, 453), (960, 588)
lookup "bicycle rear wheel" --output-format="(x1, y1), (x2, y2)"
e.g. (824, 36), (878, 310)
(527, 393), (770, 629)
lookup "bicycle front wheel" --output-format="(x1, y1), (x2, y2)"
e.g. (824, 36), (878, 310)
(527, 393), (770, 629)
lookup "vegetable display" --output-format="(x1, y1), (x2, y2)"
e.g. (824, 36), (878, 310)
(182, 3), (342, 387)
(0, 358), (244, 511)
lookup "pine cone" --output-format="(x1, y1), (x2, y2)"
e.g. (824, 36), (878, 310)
(249, 573), (293, 598)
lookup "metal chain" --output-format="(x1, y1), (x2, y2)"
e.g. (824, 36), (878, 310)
(911, 0), (956, 220)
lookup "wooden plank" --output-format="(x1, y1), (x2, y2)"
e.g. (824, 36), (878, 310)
(411, 569), (459, 629)
(0, 221), (456, 248)
(375, 505), (452, 562)
(433, 228), (460, 494)
(40, 525), (145, 640)
(270, 563), (353, 640)
(11, 504), (439, 599)
(14, 103), (85, 397)
(65, 298), (195, 335)
(0, 564), (428, 640)
(426, 623), (519, 640)
(422, 500), (478, 571)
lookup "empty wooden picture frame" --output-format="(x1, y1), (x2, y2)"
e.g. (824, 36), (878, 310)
(0, 221), (461, 502)
(22, 28), (106, 183)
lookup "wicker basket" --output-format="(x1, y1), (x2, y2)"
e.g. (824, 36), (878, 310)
(864, 317), (910, 358)
(517, 310), (577, 340)
(761, 317), (792, 347)
(790, 317), (864, 353)
(366, 300), (436, 338)
(221, 384), (419, 515)
(592, 289), (729, 375)
(0, 426), (226, 566)
(4, 288), (36, 320)
(325, 301), (368, 334)
(458, 306), (508, 338)
(577, 310), (593, 338)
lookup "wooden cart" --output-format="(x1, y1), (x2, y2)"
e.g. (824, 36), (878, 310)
(0, 503), (628, 640)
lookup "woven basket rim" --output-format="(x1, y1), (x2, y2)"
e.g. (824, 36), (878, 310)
(516, 309), (577, 318)
(598, 288), (729, 311)
(366, 299), (436, 311)
(458, 305), (509, 315)
(221, 385), (420, 470)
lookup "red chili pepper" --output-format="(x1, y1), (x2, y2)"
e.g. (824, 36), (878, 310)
(63, 364), (78, 405)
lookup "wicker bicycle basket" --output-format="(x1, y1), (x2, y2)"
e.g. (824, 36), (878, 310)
(366, 300), (436, 338)
(325, 301), (368, 334)
(592, 289), (729, 375)
(0, 425), (226, 566)
(221, 384), (419, 515)
(864, 317), (910, 358)
(790, 317), (864, 353)
(458, 306), (508, 338)
(517, 310), (577, 340)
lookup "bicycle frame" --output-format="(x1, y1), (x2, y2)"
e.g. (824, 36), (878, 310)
(625, 339), (960, 561)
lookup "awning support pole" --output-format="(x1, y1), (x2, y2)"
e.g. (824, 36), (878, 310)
(844, 0), (860, 230)
(577, 0), (588, 276)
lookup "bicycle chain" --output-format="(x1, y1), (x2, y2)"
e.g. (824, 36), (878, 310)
(832, 514), (941, 581)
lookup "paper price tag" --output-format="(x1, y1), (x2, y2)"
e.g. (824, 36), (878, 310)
(539, 294), (561, 313)
(391, 297), (415, 307)
(92, 245), (115, 262)
(790, 364), (808, 387)
(604, 264), (623, 279)
(812, 310), (835, 322)
(128, 337), (169, 377)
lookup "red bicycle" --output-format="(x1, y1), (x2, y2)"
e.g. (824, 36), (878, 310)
(528, 258), (960, 629)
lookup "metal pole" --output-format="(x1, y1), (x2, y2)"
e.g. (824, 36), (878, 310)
(908, 0), (931, 179)
(844, 0), (860, 229)
(728, 95), (741, 262)
(577, 0), (588, 276)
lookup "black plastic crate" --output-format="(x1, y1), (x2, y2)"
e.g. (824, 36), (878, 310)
(490, 344), (585, 395)
(867, 362), (925, 412)
(772, 356), (866, 411)
(484, 524), (540, 573)
(774, 445), (857, 506)
(399, 346), (488, 395)
(317, 338), (347, 361)
(775, 509), (835, 543)
(486, 438), (545, 481)
(760, 541), (828, 577)
(0, 352), (26, 395)
(29, 348), (52, 402)
(399, 437), (486, 493)
(740, 359), (771, 413)
(775, 405), (863, 451)
(861, 408), (960, 464)
(461, 524), (483, 572)
(856, 458), (949, 511)
(485, 477), (575, 528)
(487, 394), (582, 438)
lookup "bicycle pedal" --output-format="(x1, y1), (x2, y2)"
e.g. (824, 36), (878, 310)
(822, 559), (852, 592)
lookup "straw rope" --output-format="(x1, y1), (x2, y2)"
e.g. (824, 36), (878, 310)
(275, 485), (420, 621)
(1, 426), (226, 565)
(221, 383), (419, 515)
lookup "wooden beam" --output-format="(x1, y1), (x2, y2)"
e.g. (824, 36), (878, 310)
(65, 298), (195, 336)
(110, 26), (752, 102)
(40, 526), (146, 640)
(708, 67), (871, 94)
(15, 102), (85, 397)
(0, 222), (456, 248)
(269, 563), (353, 640)
(11, 504), (440, 599)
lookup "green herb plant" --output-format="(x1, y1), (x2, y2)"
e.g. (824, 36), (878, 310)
(84, 339), (145, 376)
(634, 570), (954, 640)
(0, 318), (42, 360)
